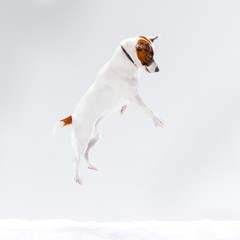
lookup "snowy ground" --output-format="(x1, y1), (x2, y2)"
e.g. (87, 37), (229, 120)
(0, 220), (240, 240)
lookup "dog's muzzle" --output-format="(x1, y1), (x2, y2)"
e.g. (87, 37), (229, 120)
(145, 61), (160, 73)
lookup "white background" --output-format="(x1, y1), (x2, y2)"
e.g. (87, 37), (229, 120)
(0, 0), (240, 221)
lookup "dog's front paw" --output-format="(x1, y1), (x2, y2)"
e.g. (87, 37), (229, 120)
(153, 117), (165, 128)
(120, 105), (127, 115)
(74, 176), (83, 185)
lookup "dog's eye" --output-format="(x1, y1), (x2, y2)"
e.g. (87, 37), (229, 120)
(146, 54), (153, 60)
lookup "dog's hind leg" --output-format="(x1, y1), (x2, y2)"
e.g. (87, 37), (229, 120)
(84, 119), (102, 171)
(72, 120), (95, 185)
(84, 132), (101, 170)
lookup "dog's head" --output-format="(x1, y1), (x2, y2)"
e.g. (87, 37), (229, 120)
(135, 35), (160, 73)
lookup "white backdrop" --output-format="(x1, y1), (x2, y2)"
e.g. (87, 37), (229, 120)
(0, 0), (240, 221)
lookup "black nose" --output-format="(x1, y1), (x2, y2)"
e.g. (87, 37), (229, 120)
(155, 66), (159, 72)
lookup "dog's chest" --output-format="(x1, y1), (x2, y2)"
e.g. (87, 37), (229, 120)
(112, 74), (138, 99)
(99, 65), (138, 96)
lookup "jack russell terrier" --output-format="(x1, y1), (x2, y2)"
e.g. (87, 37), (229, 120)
(53, 35), (165, 185)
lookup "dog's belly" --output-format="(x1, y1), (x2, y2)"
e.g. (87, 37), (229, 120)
(73, 83), (127, 124)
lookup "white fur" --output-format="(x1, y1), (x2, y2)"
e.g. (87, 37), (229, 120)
(56, 36), (164, 185)
(52, 121), (64, 136)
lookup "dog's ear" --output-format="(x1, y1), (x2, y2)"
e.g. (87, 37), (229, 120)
(149, 34), (161, 42)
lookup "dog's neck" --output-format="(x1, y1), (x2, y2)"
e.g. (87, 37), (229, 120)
(121, 45), (136, 66)
(120, 37), (140, 66)
(108, 38), (140, 78)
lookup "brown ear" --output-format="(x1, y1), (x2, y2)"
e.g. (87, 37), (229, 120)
(149, 35), (159, 42)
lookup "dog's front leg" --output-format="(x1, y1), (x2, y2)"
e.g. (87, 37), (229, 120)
(130, 94), (165, 128)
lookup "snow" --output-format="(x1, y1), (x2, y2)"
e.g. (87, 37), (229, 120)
(0, 220), (240, 240)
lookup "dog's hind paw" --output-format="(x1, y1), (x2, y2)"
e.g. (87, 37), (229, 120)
(74, 177), (83, 185)
(88, 162), (98, 171)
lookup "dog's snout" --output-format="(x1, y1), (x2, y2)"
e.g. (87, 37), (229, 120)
(155, 66), (159, 72)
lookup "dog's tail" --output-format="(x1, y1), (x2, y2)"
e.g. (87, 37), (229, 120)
(52, 115), (72, 136)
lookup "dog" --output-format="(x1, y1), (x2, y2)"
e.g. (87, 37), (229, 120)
(53, 35), (165, 185)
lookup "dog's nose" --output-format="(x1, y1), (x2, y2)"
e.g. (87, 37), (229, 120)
(155, 66), (159, 72)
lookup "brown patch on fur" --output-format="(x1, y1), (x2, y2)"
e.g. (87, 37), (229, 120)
(61, 115), (72, 126)
(139, 36), (152, 44)
(136, 38), (154, 66)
